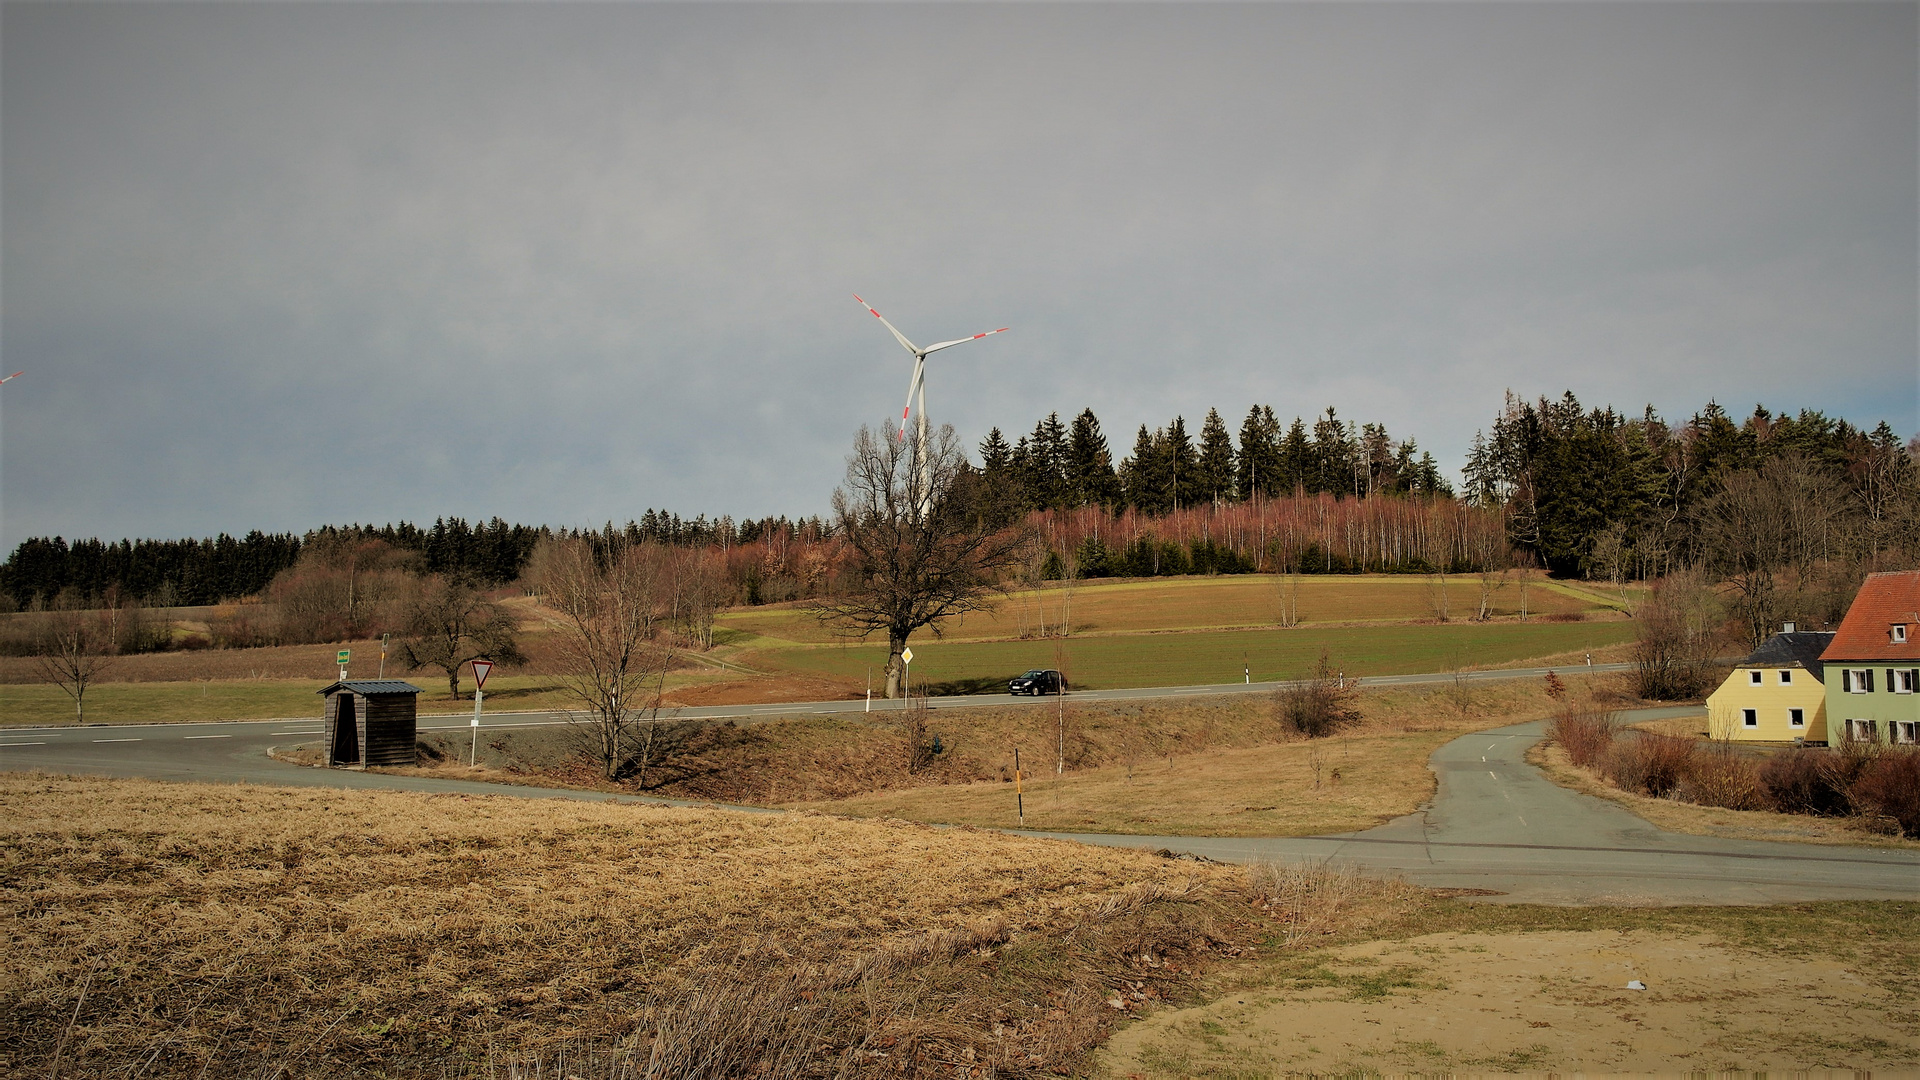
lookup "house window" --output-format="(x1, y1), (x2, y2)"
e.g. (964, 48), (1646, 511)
(1742, 708), (1757, 728)
(1895, 669), (1916, 694)
(1848, 719), (1879, 742)
(1779, 669), (1792, 685)
(1894, 624), (1908, 644)
(1789, 708), (1804, 727)
(1895, 722), (1917, 746)
(1749, 670), (1763, 686)
(1845, 669), (1874, 693)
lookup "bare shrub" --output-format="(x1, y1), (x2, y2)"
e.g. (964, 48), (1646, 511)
(1849, 749), (1920, 837)
(1548, 710), (1615, 768)
(1273, 649), (1361, 738)
(1632, 568), (1728, 700)
(1603, 732), (1695, 798)
(1758, 750), (1854, 816)
(1675, 740), (1764, 810)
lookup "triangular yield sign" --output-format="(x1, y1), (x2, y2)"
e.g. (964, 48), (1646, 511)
(471, 659), (495, 690)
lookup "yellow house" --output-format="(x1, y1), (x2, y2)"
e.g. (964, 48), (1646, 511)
(1706, 627), (1834, 743)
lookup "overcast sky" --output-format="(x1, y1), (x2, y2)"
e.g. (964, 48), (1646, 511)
(3, 1), (1914, 550)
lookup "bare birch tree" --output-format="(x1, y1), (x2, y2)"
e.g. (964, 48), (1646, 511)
(812, 423), (1025, 698)
(34, 600), (117, 723)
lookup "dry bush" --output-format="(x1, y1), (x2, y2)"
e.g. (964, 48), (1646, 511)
(1758, 750), (1855, 816)
(1273, 649), (1361, 738)
(1675, 740), (1764, 811)
(1603, 732), (1695, 798)
(1547, 710), (1615, 768)
(1849, 749), (1920, 838)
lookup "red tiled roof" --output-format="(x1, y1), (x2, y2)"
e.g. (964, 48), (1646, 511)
(1821, 570), (1920, 662)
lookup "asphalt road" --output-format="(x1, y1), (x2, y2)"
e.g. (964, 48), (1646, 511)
(1038, 711), (1920, 905)
(0, 663), (1622, 789)
(5, 666), (1913, 905)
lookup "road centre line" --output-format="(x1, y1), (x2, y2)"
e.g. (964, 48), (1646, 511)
(0, 741), (47, 746)
(183, 734), (232, 740)
(93, 738), (141, 743)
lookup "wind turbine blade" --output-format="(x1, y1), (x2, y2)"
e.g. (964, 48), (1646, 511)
(854, 294), (921, 356)
(921, 326), (1010, 355)
(898, 357), (925, 440)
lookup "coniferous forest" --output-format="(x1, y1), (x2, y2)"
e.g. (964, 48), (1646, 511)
(3, 392), (1916, 635)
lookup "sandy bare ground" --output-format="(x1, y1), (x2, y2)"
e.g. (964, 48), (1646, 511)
(1101, 928), (1920, 1075)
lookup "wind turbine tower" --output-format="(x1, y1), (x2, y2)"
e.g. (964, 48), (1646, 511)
(853, 295), (1008, 517)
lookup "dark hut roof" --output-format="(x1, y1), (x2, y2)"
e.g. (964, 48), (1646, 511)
(1740, 632), (1835, 681)
(318, 680), (426, 696)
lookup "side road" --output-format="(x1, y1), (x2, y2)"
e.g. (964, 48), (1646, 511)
(1036, 709), (1920, 905)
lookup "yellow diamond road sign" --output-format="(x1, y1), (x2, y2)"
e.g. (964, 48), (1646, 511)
(901, 647), (913, 664)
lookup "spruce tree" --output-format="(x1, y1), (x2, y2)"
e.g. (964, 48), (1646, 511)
(1067, 408), (1117, 508)
(1121, 424), (1158, 512)
(1278, 416), (1311, 495)
(1164, 416), (1197, 512)
(1196, 408), (1237, 505)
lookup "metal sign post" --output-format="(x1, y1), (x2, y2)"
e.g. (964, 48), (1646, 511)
(337, 649), (350, 682)
(469, 659), (494, 766)
(379, 633), (390, 678)
(901, 647), (913, 709)
(1014, 747), (1024, 828)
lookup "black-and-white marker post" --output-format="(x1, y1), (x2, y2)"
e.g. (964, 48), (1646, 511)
(469, 659), (494, 766)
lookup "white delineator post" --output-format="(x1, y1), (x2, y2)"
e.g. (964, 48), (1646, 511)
(470, 659), (495, 766)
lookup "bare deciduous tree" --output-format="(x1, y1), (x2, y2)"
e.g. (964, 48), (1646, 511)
(1697, 454), (1843, 647)
(812, 424), (1025, 698)
(35, 600), (117, 723)
(538, 534), (675, 781)
(1632, 567), (1728, 700)
(396, 577), (527, 700)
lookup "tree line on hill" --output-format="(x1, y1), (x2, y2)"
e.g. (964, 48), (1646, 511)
(971, 404), (1448, 523)
(3, 390), (1914, 650)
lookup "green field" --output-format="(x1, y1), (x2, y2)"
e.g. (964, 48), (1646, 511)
(716, 573), (1623, 646)
(742, 619), (1636, 694)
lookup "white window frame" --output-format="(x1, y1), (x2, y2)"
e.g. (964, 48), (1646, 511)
(1779, 669), (1793, 685)
(1741, 708), (1758, 728)
(1895, 669), (1915, 694)
(1749, 669), (1763, 686)
(1845, 668), (1873, 694)
(1893, 624), (1908, 644)
(1789, 707), (1804, 727)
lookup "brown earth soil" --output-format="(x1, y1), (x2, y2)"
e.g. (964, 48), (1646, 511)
(1101, 928), (1920, 1074)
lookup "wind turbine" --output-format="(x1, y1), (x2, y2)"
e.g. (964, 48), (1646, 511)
(853, 295), (1007, 516)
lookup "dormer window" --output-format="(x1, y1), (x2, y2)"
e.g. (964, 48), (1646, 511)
(1894, 624), (1909, 644)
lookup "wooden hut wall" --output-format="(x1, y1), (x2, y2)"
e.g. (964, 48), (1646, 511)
(361, 694), (418, 767)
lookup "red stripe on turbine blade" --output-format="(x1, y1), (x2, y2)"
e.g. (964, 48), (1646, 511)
(972, 333), (985, 339)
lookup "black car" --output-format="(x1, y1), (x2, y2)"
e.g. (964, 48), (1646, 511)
(1009, 669), (1067, 696)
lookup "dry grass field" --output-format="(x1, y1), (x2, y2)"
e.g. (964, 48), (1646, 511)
(1, 775), (1261, 1078)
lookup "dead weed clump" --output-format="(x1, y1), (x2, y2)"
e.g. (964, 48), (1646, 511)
(1246, 860), (1421, 947)
(1674, 740), (1765, 811)
(0, 775), (1257, 1078)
